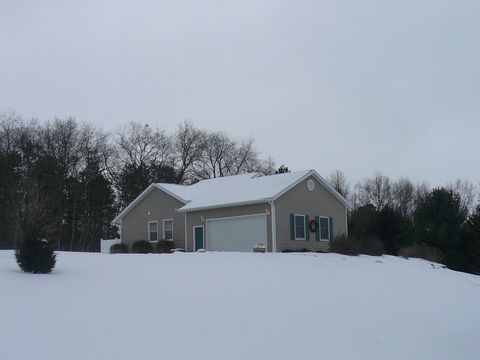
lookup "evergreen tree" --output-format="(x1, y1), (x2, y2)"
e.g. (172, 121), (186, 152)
(451, 205), (480, 274)
(414, 188), (467, 262)
(375, 206), (413, 255)
(118, 163), (151, 205)
(118, 163), (178, 206)
(349, 204), (377, 239)
(275, 165), (290, 174)
(77, 159), (117, 251)
(15, 233), (56, 274)
(0, 151), (22, 249)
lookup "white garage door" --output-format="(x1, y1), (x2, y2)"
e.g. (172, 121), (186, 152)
(206, 214), (267, 252)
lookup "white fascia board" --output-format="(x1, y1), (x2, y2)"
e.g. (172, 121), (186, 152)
(153, 183), (189, 204)
(112, 183), (188, 224)
(272, 170), (352, 209)
(177, 199), (271, 213)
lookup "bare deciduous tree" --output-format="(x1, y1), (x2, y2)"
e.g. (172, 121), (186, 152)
(40, 118), (82, 177)
(355, 173), (393, 210)
(256, 155), (276, 175)
(193, 132), (260, 179)
(327, 170), (350, 198)
(173, 121), (205, 183)
(116, 121), (172, 169)
(414, 181), (431, 205)
(392, 178), (416, 217)
(448, 179), (477, 216)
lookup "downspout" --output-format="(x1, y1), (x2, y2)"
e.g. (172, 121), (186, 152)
(345, 207), (349, 237)
(269, 200), (277, 253)
(184, 212), (187, 252)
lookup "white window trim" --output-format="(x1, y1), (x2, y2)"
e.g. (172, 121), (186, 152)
(319, 216), (330, 241)
(148, 221), (158, 242)
(294, 214), (306, 241)
(163, 218), (174, 241)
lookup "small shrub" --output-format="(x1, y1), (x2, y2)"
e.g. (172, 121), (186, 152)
(15, 238), (56, 274)
(358, 236), (385, 256)
(131, 240), (152, 254)
(399, 244), (443, 263)
(156, 240), (174, 253)
(329, 235), (359, 256)
(110, 243), (129, 254)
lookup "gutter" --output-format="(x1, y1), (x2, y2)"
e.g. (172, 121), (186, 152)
(176, 198), (273, 213)
(269, 200), (277, 253)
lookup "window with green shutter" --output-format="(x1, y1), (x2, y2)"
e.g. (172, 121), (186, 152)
(305, 215), (310, 241)
(319, 217), (329, 240)
(294, 214), (306, 240)
(329, 217), (334, 240)
(290, 214), (295, 240)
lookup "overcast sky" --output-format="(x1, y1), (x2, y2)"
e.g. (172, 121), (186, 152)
(1, 0), (479, 186)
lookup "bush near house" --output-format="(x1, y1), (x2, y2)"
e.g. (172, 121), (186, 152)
(329, 235), (359, 256)
(156, 240), (174, 253)
(329, 235), (385, 256)
(357, 236), (385, 256)
(281, 248), (312, 253)
(132, 240), (153, 254)
(110, 243), (129, 254)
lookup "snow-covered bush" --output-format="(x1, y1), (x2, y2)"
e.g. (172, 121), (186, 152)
(15, 237), (56, 274)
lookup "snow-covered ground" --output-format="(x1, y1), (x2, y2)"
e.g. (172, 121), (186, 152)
(0, 250), (479, 360)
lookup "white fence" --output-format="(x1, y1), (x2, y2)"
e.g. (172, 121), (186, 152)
(100, 238), (121, 254)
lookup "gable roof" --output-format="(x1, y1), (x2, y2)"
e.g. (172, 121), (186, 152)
(112, 170), (351, 224)
(111, 183), (189, 225)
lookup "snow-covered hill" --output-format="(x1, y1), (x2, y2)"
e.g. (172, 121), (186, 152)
(0, 250), (479, 360)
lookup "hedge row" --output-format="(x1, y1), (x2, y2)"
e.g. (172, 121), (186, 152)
(110, 240), (175, 254)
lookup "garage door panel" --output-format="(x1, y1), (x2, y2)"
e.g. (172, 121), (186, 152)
(206, 215), (267, 252)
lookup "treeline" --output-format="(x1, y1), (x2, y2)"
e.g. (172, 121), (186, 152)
(327, 171), (480, 275)
(1, 112), (479, 275)
(0, 112), (274, 251)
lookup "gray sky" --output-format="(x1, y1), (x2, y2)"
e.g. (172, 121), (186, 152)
(1, 0), (479, 186)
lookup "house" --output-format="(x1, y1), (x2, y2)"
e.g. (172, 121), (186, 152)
(112, 170), (351, 252)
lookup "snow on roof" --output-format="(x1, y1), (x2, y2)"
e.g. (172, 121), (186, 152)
(158, 170), (317, 212)
(157, 183), (192, 202)
(113, 169), (350, 223)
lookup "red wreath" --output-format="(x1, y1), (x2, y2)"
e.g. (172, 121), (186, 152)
(309, 219), (318, 232)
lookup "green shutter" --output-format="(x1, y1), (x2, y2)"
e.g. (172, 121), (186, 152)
(305, 215), (310, 241)
(315, 216), (320, 241)
(329, 217), (334, 240)
(290, 214), (295, 240)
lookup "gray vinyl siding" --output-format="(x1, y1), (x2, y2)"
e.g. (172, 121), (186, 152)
(121, 188), (186, 250)
(185, 203), (272, 252)
(274, 176), (347, 252)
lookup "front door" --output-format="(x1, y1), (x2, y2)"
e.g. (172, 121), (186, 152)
(194, 226), (204, 251)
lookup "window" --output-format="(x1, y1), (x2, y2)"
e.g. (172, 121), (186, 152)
(319, 217), (329, 240)
(148, 221), (158, 242)
(163, 219), (173, 240)
(295, 215), (306, 240)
